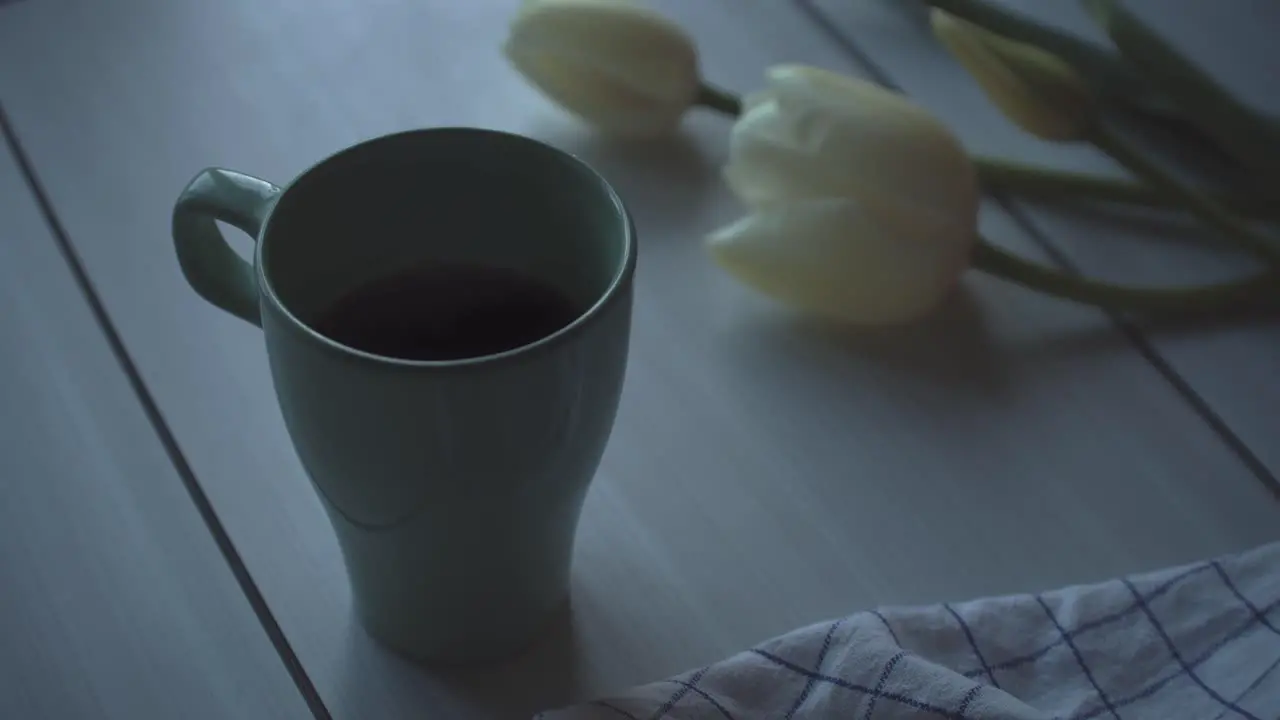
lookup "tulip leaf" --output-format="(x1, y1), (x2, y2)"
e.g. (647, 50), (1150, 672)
(1081, 0), (1280, 189)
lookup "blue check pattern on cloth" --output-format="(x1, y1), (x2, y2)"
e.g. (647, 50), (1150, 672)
(538, 542), (1280, 719)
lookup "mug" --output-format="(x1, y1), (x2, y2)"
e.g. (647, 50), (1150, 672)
(171, 128), (635, 663)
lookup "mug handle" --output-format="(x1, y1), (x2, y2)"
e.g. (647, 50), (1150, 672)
(172, 168), (282, 327)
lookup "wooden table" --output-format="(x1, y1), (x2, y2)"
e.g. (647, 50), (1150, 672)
(0, 1), (1275, 717)
(0, 126), (311, 719)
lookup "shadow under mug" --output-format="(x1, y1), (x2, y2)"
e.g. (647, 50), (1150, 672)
(171, 128), (636, 663)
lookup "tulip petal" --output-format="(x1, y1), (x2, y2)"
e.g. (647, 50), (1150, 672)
(707, 199), (973, 325)
(504, 0), (699, 135)
(505, 45), (683, 135)
(724, 65), (978, 233)
(722, 96), (837, 206)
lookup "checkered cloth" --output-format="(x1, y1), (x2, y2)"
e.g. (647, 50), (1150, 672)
(539, 542), (1280, 719)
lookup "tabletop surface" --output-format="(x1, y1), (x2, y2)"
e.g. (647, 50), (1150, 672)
(0, 1), (1276, 718)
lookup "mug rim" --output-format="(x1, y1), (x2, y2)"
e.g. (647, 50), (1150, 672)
(253, 127), (636, 371)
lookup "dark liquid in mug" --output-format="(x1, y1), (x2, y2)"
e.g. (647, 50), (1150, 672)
(313, 263), (581, 361)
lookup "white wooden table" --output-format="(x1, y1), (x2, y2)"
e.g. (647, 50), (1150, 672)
(0, 128), (311, 719)
(0, 1), (1275, 717)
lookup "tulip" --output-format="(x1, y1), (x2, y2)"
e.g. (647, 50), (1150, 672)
(930, 9), (1094, 141)
(706, 65), (1277, 320)
(917, 0), (1168, 118)
(707, 65), (980, 325)
(502, 0), (706, 136)
(932, 8), (1280, 268)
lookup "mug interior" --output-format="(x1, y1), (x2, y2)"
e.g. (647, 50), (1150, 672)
(259, 128), (630, 349)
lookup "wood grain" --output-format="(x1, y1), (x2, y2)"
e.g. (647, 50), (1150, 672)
(0, 132), (310, 718)
(805, 0), (1280, 480)
(0, 1), (1276, 717)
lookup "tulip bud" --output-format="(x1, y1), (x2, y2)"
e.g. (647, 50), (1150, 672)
(930, 9), (1096, 141)
(707, 65), (979, 325)
(503, 0), (702, 136)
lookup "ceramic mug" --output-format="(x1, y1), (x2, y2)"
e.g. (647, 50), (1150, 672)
(171, 128), (635, 663)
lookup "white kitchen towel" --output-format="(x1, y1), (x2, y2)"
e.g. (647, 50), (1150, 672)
(539, 542), (1280, 719)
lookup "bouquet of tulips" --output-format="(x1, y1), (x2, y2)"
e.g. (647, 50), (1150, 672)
(503, 0), (1279, 325)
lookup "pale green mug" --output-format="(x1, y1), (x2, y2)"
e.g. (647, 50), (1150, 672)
(171, 128), (635, 663)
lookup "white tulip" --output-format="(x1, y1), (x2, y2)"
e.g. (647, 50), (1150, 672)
(707, 65), (980, 325)
(503, 0), (702, 136)
(930, 9), (1095, 141)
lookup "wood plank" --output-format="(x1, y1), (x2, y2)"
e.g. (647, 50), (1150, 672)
(0, 1), (1277, 716)
(804, 0), (1280, 479)
(0, 131), (311, 718)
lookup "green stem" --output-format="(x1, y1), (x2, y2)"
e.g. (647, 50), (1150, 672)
(918, 0), (1170, 117)
(971, 238), (1277, 312)
(1089, 123), (1280, 266)
(695, 82), (743, 117)
(975, 157), (1279, 220)
(1082, 0), (1280, 188)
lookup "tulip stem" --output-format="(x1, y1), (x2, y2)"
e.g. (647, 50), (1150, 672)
(971, 238), (1278, 313)
(1088, 123), (1280, 267)
(974, 157), (1280, 220)
(1082, 0), (1280, 189)
(696, 82), (743, 117)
